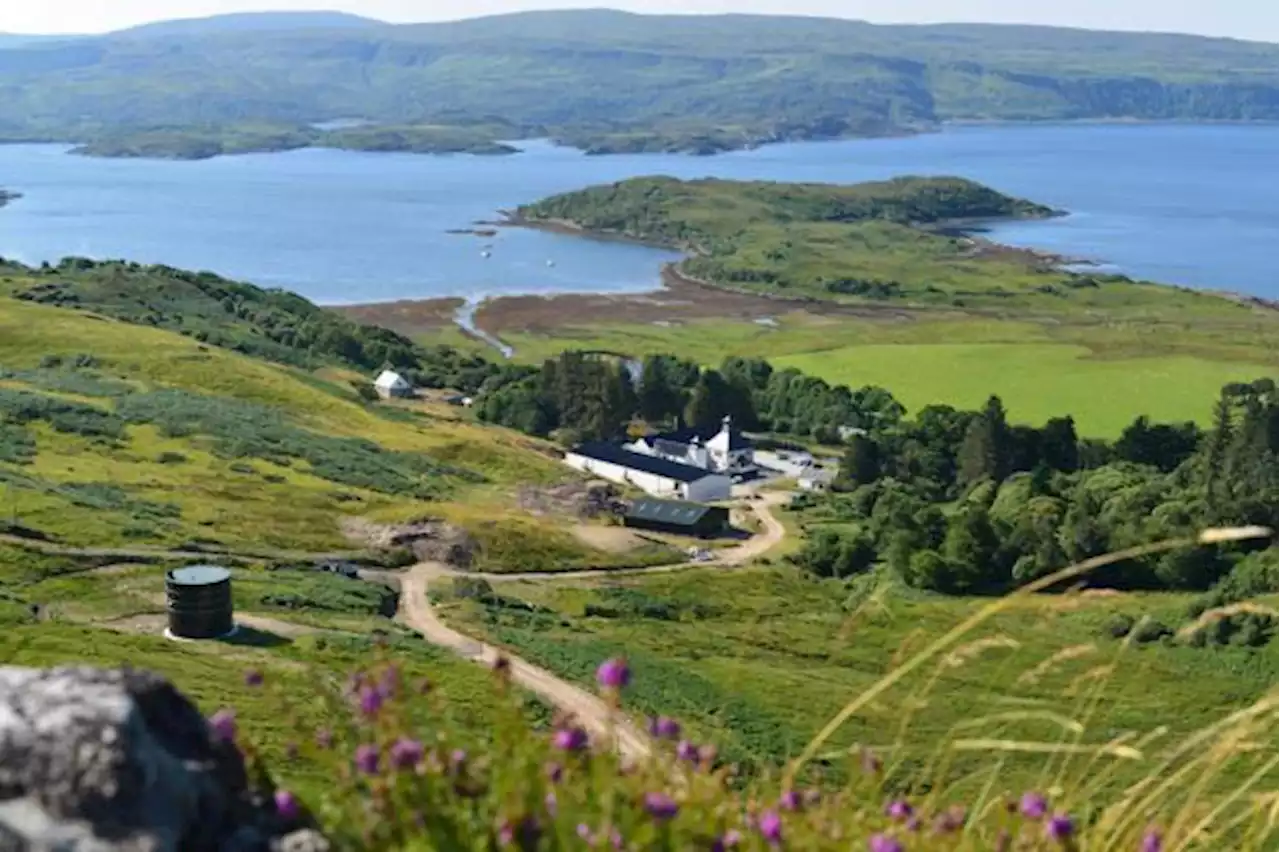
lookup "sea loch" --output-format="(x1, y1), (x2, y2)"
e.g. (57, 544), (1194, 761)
(0, 123), (1274, 304)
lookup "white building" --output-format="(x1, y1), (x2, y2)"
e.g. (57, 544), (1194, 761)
(564, 442), (732, 502)
(627, 416), (754, 475)
(373, 370), (413, 399)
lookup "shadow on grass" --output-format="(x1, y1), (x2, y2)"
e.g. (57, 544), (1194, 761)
(220, 625), (292, 648)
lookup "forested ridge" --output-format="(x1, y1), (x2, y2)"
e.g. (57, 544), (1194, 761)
(0, 10), (1274, 155)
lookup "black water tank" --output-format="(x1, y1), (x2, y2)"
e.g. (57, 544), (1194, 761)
(166, 565), (234, 639)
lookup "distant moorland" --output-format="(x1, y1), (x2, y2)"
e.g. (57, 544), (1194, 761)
(0, 10), (1275, 157)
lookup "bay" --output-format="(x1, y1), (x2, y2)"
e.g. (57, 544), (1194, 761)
(0, 123), (1274, 305)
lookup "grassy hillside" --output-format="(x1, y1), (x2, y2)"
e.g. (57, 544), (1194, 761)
(443, 566), (1278, 798)
(0, 272), (676, 574)
(0, 10), (1273, 155)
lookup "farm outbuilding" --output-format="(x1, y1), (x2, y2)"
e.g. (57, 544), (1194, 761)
(374, 370), (413, 399)
(623, 498), (730, 537)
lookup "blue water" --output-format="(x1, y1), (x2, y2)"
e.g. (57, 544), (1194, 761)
(0, 124), (1274, 304)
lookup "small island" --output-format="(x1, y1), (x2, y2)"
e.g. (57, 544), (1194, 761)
(512, 175), (1134, 309)
(69, 122), (520, 161)
(0, 189), (20, 207)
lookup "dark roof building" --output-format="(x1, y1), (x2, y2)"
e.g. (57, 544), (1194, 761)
(624, 498), (730, 537)
(570, 441), (716, 483)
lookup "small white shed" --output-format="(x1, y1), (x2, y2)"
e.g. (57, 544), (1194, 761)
(373, 370), (412, 399)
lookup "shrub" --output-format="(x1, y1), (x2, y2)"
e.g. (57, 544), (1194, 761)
(1130, 618), (1173, 644)
(156, 451), (188, 465)
(1103, 613), (1135, 639)
(0, 388), (125, 439)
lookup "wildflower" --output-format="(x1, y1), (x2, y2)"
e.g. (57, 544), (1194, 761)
(885, 800), (913, 821)
(676, 740), (699, 762)
(390, 737), (424, 770)
(208, 709), (236, 743)
(934, 805), (966, 834)
(354, 743), (380, 775)
(576, 824), (593, 842)
(449, 748), (468, 772)
(553, 726), (589, 752)
(609, 827), (623, 850)
(778, 789), (802, 812)
(643, 792), (679, 822)
(314, 727), (333, 749)
(243, 669), (263, 687)
(273, 789), (300, 821)
(1141, 828), (1163, 852)
(868, 835), (903, 852)
(994, 829), (1011, 852)
(597, 657), (631, 689)
(544, 791), (557, 816)
(545, 761), (564, 783)
(498, 816), (541, 850)
(358, 684), (383, 717)
(377, 664), (400, 698)
(1020, 791), (1048, 820)
(757, 810), (783, 845)
(648, 715), (682, 740)
(1045, 813), (1074, 843)
(712, 829), (742, 851)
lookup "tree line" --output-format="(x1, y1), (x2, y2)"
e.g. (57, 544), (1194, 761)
(476, 351), (910, 444)
(794, 378), (1277, 598)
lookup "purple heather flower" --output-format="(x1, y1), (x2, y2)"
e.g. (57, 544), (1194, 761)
(576, 824), (593, 842)
(377, 664), (400, 699)
(644, 792), (679, 822)
(449, 748), (468, 772)
(354, 743), (380, 775)
(885, 799), (913, 821)
(757, 810), (783, 845)
(244, 669), (263, 687)
(545, 761), (564, 783)
(314, 727), (333, 749)
(778, 789), (802, 812)
(597, 657), (631, 689)
(358, 684), (383, 717)
(553, 726), (589, 752)
(648, 715), (682, 740)
(712, 829), (742, 851)
(868, 834), (903, 852)
(905, 816), (921, 833)
(1020, 792), (1049, 820)
(675, 739), (699, 762)
(273, 789), (300, 821)
(1046, 813), (1074, 842)
(609, 828), (623, 850)
(390, 737), (424, 770)
(1141, 828), (1163, 852)
(208, 709), (237, 743)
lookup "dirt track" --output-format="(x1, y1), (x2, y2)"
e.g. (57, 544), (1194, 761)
(390, 494), (789, 760)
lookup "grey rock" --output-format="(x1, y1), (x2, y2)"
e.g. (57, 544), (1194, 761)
(0, 666), (325, 852)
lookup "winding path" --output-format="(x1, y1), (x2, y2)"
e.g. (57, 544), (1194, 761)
(389, 493), (790, 761)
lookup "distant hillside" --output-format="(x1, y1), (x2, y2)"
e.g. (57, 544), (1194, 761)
(0, 10), (1273, 153)
(112, 11), (386, 38)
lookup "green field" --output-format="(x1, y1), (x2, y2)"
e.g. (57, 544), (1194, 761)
(774, 343), (1268, 437)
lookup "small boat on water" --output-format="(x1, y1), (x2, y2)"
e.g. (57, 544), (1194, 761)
(481, 250), (491, 259)
(546, 259), (555, 267)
